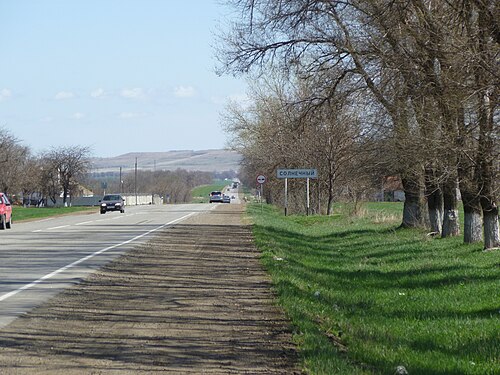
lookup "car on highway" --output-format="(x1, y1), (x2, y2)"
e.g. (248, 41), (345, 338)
(223, 195), (231, 203)
(209, 191), (223, 203)
(0, 192), (13, 229)
(99, 194), (125, 214)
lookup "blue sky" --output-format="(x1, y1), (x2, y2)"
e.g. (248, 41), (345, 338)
(0, 0), (246, 157)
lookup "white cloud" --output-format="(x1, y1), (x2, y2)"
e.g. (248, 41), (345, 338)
(91, 88), (105, 98)
(55, 91), (75, 100)
(72, 112), (85, 120)
(121, 88), (145, 99)
(0, 88), (12, 101)
(174, 85), (196, 98)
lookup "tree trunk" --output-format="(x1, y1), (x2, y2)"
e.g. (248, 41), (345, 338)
(327, 196), (334, 215)
(457, 105), (482, 244)
(425, 167), (443, 234)
(462, 193), (483, 243)
(441, 179), (460, 237)
(317, 179), (321, 215)
(264, 188), (273, 205)
(401, 175), (427, 228)
(483, 210), (500, 250)
(62, 186), (69, 205)
(475, 5), (499, 250)
(427, 189), (443, 234)
(326, 175), (334, 216)
(481, 199), (500, 250)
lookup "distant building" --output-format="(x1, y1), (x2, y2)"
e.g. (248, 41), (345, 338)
(376, 176), (405, 202)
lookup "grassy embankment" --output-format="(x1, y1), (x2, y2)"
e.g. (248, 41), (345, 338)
(190, 180), (228, 203)
(13, 206), (96, 222)
(248, 202), (499, 375)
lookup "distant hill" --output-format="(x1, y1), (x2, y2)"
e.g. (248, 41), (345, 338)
(91, 149), (241, 173)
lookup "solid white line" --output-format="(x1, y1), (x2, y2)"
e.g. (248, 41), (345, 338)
(0, 212), (197, 302)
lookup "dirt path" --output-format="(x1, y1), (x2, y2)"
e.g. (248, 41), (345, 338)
(0, 204), (299, 374)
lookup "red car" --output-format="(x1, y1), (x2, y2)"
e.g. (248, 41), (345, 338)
(0, 193), (12, 230)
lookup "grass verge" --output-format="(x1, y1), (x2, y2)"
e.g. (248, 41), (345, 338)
(13, 206), (96, 222)
(248, 203), (499, 375)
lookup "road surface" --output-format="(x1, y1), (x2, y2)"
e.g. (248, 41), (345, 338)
(0, 203), (213, 328)
(0, 203), (298, 374)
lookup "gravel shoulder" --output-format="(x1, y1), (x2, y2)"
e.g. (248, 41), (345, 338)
(0, 204), (299, 374)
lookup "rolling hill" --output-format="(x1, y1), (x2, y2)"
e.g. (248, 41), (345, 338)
(91, 149), (241, 173)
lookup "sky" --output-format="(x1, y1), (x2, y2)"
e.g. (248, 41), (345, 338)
(0, 0), (247, 157)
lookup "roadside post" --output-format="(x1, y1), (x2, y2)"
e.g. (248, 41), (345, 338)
(256, 174), (266, 213)
(277, 169), (318, 216)
(284, 178), (288, 216)
(306, 177), (310, 216)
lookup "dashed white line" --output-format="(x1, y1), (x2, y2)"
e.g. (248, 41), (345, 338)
(75, 221), (95, 226)
(34, 218), (55, 223)
(47, 225), (70, 230)
(0, 212), (197, 302)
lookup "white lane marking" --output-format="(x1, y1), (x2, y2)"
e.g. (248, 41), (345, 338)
(32, 229), (43, 233)
(75, 221), (94, 226)
(47, 225), (70, 230)
(34, 218), (55, 223)
(0, 212), (197, 302)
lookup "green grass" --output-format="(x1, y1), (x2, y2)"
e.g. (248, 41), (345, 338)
(13, 206), (96, 222)
(248, 202), (499, 375)
(190, 180), (229, 203)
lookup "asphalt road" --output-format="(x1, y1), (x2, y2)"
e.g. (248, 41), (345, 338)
(0, 203), (215, 329)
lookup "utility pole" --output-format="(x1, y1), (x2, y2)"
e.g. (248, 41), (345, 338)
(135, 157), (138, 205)
(119, 166), (122, 194)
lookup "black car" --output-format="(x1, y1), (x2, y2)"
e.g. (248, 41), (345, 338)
(100, 194), (125, 214)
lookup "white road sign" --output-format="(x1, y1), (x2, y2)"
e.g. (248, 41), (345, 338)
(256, 175), (267, 184)
(277, 169), (318, 179)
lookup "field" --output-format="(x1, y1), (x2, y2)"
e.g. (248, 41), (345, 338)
(190, 180), (229, 203)
(12, 206), (96, 222)
(248, 202), (499, 375)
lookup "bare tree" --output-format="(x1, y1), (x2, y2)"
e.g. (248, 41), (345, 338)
(18, 155), (42, 205)
(41, 146), (91, 205)
(0, 128), (30, 194)
(223, 71), (369, 214)
(218, 0), (431, 227)
(219, 0), (499, 249)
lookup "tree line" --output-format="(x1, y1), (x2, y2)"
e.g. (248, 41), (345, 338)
(0, 128), (91, 206)
(218, 0), (499, 249)
(0, 128), (217, 206)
